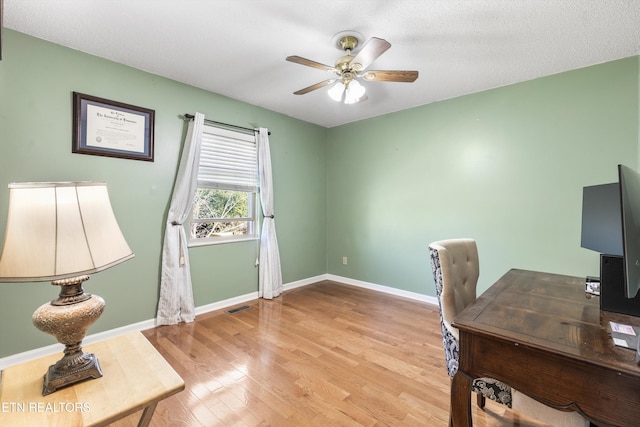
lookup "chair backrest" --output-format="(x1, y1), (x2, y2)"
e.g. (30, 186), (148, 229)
(429, 238), (479, 341)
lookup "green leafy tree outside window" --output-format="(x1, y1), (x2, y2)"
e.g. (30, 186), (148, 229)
(191, 188), (250, 239)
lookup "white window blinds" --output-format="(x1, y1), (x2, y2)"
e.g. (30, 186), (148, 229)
(198, 125), (258, 192)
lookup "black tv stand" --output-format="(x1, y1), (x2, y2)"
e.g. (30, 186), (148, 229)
(600, 254), (640, 317)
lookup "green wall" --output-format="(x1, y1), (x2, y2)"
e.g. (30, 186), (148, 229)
(0, 30), (327, 357)
(1, 29), (639, 359)
(327, 56), (640, 294)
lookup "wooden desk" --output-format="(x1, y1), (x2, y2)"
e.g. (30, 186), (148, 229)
(0, 331), (184, 426)
(451, 269), (640, 427)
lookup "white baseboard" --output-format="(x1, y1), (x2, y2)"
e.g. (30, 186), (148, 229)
(193, 274), (327, 316)
(0, 318), (156, 371)
(327, 274), (438, 306)
(284, 274), (329, 291)
(0, 274), (434, 370)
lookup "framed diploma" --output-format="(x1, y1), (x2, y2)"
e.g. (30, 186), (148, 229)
(72, 92), (155, 162)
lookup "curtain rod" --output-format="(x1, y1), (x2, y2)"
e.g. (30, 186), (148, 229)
(184, 114), (271, 136)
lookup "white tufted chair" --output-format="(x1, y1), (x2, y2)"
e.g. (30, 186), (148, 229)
(429, 238), (588, 427)
(428, 238), (512, 409)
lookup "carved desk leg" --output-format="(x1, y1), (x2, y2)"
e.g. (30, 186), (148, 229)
(451, 370), (473, 427)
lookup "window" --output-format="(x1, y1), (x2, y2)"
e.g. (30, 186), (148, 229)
(189, 125), (258, 245)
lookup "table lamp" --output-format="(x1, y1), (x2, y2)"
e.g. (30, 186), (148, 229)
(0, 182), (134, 395)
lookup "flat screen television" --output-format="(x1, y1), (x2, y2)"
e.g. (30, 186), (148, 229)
(619, 164), (640, 299)
(581, 182), (622, 256)
(581, 165), (640, 315)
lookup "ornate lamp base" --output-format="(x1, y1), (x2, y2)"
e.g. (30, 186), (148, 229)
(32, 275), (105, 396)
(42, 350), (103, 396)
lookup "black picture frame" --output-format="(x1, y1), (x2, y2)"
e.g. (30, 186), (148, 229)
(72, 92), (155, 162)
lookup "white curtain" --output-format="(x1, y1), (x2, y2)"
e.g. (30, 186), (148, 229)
(257, 128), (283, 299)
(156, 112), (204, 325)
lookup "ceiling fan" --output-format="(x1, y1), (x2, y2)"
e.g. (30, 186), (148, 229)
(286, 31), (419, 104)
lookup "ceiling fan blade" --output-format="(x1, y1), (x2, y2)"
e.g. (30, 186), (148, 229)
(362, 70), (419, 82)
(286, 55), (337, 73)
(293, 79), (337, 95)
(350, 37), (391, 71)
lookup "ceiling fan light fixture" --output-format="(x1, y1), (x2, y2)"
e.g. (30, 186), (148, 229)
(288, 31), (418, 104)
(344, 80), (365, 104)
(328, 81), (345, 102)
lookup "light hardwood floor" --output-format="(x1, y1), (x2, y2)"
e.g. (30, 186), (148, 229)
(113, 281), (552, 426)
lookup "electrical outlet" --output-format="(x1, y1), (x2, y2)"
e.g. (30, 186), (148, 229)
(342, 256), (348, 265)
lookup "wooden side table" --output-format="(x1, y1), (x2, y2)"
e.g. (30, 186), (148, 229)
(0, 331), (184, 426)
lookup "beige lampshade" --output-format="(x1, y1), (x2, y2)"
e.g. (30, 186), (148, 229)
(0, 182), (134, 282)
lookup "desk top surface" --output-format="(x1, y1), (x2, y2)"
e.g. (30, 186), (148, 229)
(0, 331), (185, 427)
(453, 268), (640, 376)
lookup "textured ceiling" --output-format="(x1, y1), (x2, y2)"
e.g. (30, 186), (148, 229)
(4, 1), (640, 128)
